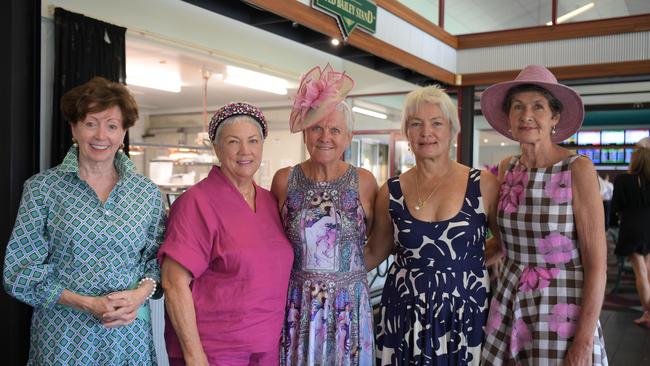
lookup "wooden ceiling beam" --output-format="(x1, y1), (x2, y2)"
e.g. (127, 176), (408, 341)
(243, 0), (457, 85)
(461, 60), (650, 86)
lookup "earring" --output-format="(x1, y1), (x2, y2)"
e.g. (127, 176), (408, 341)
(72, 138), (78, 146)
(551, 126), (557, 135)
(119, 143), (125, 151)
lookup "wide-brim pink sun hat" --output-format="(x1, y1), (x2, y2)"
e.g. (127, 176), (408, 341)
(480, 65), (584, 143)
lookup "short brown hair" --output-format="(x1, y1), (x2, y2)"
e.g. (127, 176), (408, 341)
(60, 77), (138, 129)
(502, 84), (563, 117)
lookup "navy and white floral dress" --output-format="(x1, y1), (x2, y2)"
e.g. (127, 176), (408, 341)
(376, 169), (489, 366)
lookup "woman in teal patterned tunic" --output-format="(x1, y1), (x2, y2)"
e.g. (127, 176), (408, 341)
(3, 77), (165, 365)
(273, 64), (378, 365)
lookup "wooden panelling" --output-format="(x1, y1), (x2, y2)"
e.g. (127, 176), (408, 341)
(458, 14), (650, 49)
(244, 0), (457, 85)
(461, 60), (650, 86)
(375, 0), (457, 48)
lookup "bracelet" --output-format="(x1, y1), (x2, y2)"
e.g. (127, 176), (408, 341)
(138, 277), (157, 300)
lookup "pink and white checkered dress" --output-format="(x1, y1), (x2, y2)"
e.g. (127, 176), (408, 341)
(482, 155), (607, 366)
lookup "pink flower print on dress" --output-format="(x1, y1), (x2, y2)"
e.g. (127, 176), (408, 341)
(544, 170), (572, 204)
(519, 266), (560, 292)
(487, 298), (503, 333)
(498, 166), (528, 214)
(510, 318), (533, 355)
(548, 303), (581, 339)
(537, 232), (574, 264)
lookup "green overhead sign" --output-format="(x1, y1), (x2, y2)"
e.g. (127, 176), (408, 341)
(313, 0), (377, 40)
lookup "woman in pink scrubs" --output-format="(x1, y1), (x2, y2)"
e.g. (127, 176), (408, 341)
(159, 102), (294, 366)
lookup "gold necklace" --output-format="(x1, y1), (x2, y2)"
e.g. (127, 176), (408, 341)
(413, 166), (448, 211)
(238, 185), (255, 202)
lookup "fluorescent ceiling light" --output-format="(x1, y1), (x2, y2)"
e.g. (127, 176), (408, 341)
(352, 106), (388, 120)
(126, 63), (181, 93)
(224, 65), (288, 95)
(331, 38), (340, 46)
(546, 2), (594, 25)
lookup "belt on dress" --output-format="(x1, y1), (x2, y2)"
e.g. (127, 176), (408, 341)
(292, 270), (367, 288)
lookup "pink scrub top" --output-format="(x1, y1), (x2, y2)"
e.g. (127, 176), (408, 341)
(159, 166), (293, 359)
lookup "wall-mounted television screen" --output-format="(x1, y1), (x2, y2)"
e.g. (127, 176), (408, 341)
(578, 149), (595, 162)
(591, 149), (601, 164)
(625, 148), (634, 164)
(625, 129), (649, 144)
(601, 130), (625, 145)
(577, 130), (601, 145)
(563, 133), (578, 145)
(601, 148), (625, 164)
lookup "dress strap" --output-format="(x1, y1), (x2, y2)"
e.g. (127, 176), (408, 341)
(503, 155), (520, 172)
(465, 168), (482, 200)
(286, 165), (299, 192)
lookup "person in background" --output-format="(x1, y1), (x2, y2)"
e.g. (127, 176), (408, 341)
(480, 65), (608, 365)
(273, 64), (377, 366)
(3, 77), (165, 365)
(364, 85), (501, 365)
(611, 137), (650, 328)
(598, 174), (614, 230)
(159, 102), (293, 366)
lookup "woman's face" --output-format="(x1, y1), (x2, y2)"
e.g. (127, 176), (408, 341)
(405, 102), (452, 159)
(304, 109), (351, 165)
(214, 120), (263, 182)
(71, 105), (126, 166)
(508, 91), (559, 144)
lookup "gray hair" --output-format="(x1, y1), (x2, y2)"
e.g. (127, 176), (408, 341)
(401, 85), (460, 140)
(336, 101), (355, 133)
(212, 115), (265, 146)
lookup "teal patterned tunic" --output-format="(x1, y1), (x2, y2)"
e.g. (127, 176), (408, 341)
(3, 146), (166, 365)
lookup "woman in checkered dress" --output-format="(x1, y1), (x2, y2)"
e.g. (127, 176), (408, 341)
(479, 65), (608, 365)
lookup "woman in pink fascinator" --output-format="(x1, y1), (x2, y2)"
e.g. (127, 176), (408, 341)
(480, 65), (608, 366)
(272, 64), (378, 366)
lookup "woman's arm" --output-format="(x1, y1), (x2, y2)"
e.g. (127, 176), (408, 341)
(565, 156), (607, 365)
(161, 257), (209, 366)
(480, 169), (503, 266)
(271, 167), (291, 210)
(358, 168), (378, 235)
(364, 183), (395, 271)
(3, 178), (66, 307)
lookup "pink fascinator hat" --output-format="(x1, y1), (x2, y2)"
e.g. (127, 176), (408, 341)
(480, 65), (584, 143)
(289, 63), (354, 133)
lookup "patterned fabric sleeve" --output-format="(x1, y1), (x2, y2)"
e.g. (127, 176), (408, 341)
(3, 177), (65, 308)
(141, 185), (166, 289)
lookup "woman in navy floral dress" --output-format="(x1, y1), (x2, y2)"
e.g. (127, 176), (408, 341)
(365, 86), (501, 365)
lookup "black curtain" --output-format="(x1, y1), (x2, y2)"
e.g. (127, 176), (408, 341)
(51, 8), (128, 166)
(0, 1), (40, 364)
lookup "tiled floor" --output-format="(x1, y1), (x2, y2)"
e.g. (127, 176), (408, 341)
(601, 309), (650, 365)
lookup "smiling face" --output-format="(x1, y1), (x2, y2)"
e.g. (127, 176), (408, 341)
(508, 91), (560, 144)
(304, 109), (352, 165)
(405, 102), (452, 159)
(70, 105), (126, 167)
(214, 119), (263, 183)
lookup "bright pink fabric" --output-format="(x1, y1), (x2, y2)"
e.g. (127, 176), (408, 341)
(159, 166), (293, 359)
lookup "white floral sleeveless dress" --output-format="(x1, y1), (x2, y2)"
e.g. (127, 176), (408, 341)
(482, 155), (608, 365)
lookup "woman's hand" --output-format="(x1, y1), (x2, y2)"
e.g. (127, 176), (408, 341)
(563, 340), (593, 366)
(101, 285), (151, 328)
(83, 295), (118, 321)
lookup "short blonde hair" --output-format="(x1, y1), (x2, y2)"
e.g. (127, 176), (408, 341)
(400, 85), (460, 140)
